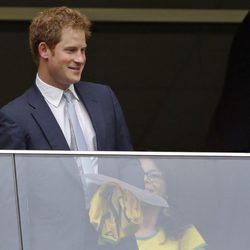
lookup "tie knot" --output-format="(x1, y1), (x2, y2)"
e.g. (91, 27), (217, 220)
(63, 90), (74, 103)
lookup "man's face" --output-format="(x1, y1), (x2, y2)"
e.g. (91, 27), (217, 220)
(42, 27), (87, 90)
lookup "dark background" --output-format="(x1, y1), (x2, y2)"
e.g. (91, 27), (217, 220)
(0, 0), (249, 9)
(0, 2), (247, 151)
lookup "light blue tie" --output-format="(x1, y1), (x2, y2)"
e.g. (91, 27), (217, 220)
(63, 90), (95, 208)
(63, 90), (88, 151)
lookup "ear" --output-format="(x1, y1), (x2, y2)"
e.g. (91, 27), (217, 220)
(38, 42), (50, 60)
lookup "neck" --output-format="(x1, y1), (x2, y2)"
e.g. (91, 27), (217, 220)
(37, 67), (70, 90)
(135, 204), (161, 238)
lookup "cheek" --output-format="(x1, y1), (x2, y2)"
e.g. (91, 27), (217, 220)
(156, 182), (166, 197)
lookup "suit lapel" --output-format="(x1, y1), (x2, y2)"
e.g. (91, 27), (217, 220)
(27, 85), (70, 150)
(27, 83), (106, 150)
(26, 85), (86, 189)
(75, 83), (106, 150)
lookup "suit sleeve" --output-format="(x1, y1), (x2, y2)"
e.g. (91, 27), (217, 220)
(0, 111), (26, 149)
(108, 87), (133, 151)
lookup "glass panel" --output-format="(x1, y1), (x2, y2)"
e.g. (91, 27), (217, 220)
(136, 156), (250, 250)
(0, 154), (21, 250)
(13, 153), (250, 250)
(15, 155), (87, 250)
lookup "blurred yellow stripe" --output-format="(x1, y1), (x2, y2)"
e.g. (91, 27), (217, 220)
(0, 7), (247, 23)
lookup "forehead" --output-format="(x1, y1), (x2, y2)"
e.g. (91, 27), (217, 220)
(140, 159), (160, 173)
(59, 27), (86, 45)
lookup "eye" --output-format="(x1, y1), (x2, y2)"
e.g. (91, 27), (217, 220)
(150, 173), (163, 179)
(65, 48), (76, 53)
(145, 170), (163, 181)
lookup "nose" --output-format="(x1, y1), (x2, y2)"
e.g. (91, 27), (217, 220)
(144, 173), (150, 183)
(75, 51), (85, 64)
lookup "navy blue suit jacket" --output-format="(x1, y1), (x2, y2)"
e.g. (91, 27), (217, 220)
(1, 81), (132, 151)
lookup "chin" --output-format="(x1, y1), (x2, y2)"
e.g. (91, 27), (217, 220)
(73, 78), (81, 83)
(67, 78), (80, 84)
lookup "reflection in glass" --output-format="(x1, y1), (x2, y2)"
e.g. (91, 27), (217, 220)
(0, 155), (20, 250)
(135, 158), (207, 250)
(1, 152), (249, 250)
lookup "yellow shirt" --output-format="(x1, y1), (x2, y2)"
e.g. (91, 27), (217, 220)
(136, 225), (207, 250)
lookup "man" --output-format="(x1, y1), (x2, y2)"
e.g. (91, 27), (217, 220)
(1, 7), (131, 152)
(1, 6), (142, 250)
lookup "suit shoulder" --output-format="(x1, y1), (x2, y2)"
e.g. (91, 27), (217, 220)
(79, 80), (111, 89)
(1, 89), (30, 117)
(76, 81), (113, 96)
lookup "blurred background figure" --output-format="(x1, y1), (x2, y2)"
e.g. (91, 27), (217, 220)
(206, 11), (250, 152)
(135, 158), (207, 250)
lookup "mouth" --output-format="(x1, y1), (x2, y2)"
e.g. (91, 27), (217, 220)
(145, 186), (155, 193)
(68, 66), (82, 72)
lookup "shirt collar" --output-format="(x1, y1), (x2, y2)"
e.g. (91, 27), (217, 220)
(35, 74), (80, 107)
(67, 84), (80, 101)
